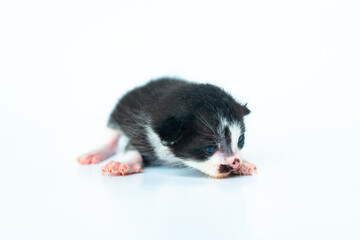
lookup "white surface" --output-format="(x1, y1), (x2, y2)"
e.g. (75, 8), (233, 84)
(1, 0), (360, 240)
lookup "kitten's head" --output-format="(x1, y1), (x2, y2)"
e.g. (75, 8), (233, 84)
(154, 84), (250, 178)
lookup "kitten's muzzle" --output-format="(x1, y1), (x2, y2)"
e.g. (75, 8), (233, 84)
(219, 158), (241, 173)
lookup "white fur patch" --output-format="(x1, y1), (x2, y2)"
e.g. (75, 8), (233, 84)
(219, 118), (229, 132)
(146, 126), (185, 166)
(219, 119), (244, 166)
(121, 150), (142, 165)
(228, 123), (242, 154)
(219, 118), (243, 153)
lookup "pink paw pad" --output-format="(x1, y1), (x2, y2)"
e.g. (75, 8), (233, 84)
(101, 161), (142, 176)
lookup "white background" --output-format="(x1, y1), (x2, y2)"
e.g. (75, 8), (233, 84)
(1, 0), (360, 239)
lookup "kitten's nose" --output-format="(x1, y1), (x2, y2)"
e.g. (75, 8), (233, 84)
(231, 158), (241, 169)
(219, 158), (242, 173)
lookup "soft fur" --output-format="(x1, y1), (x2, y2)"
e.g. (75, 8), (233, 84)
(107, 77), (250, 177)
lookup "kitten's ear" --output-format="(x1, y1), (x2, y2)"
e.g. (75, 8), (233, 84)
(155, 114), (194, 145)
(241, 103), (251, 116)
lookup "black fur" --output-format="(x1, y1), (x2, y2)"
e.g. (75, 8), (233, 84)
(219, 164), (233, 173)
(108, 77), (250, 164)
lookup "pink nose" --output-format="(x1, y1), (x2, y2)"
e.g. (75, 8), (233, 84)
(231, 158), (240, 169)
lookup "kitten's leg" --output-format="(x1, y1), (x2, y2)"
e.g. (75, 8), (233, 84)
(101, 148), (143, 176)
(77, 128), (121, 165)
(233, 160), (258, 176)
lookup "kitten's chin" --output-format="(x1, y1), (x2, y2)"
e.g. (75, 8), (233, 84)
(182, 159), (233, 178)
(204, 171), (232, 179)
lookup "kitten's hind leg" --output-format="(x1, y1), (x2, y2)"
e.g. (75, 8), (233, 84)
(101, 145), (143, 176)
(77, 128), (121, 165)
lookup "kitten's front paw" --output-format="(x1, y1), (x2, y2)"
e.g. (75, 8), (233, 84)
(233, 160), (258, 176)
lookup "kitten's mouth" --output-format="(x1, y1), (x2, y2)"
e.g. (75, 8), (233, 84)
(219, 164), (233, 173)
(203, 165), (235, 179)
(218, 164), (240, 174)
